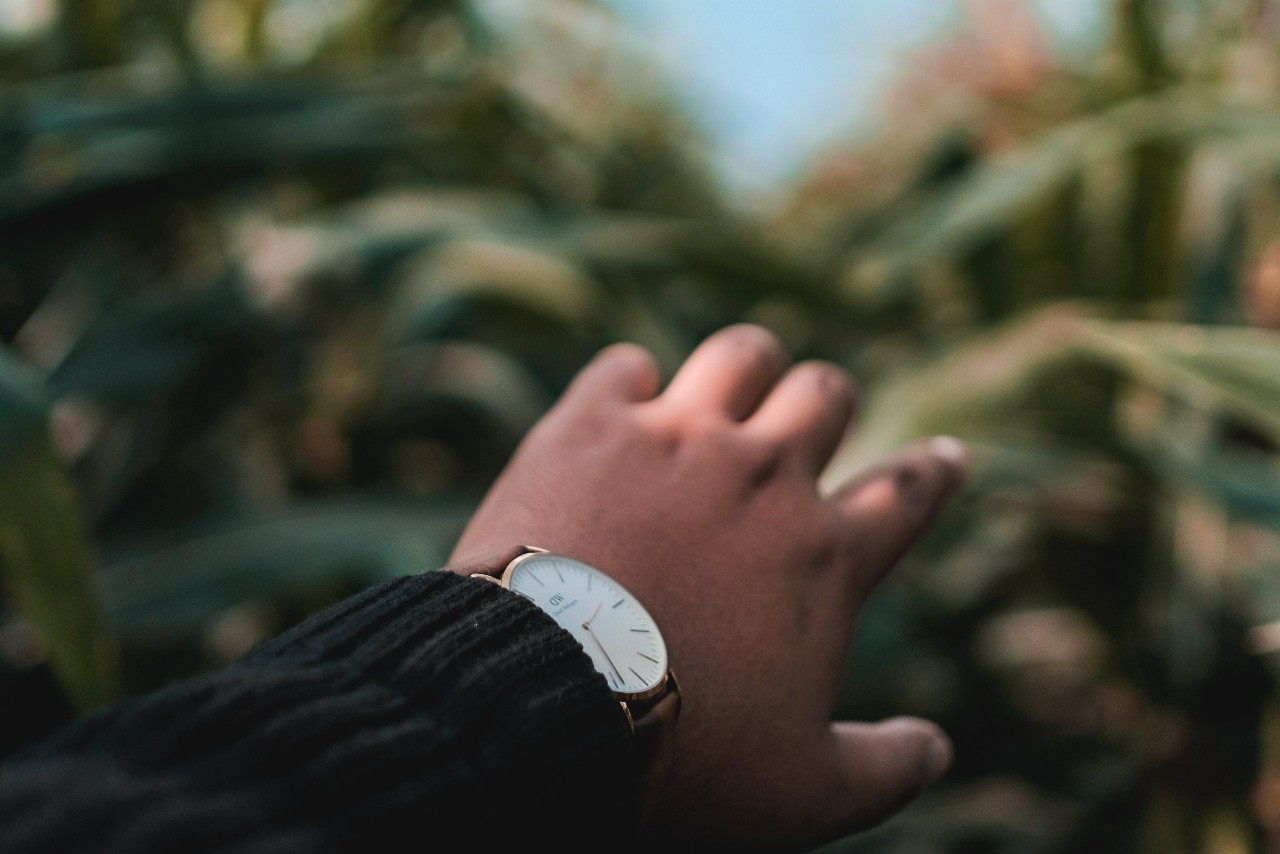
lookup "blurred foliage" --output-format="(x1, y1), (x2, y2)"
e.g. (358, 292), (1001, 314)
(5, 0), (1280, 851)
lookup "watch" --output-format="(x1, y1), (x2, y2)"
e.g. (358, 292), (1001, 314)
(469, 546), (681, 818)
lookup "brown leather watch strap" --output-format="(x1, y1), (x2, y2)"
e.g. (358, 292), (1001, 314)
(449, 544), (542, 579)
(623, 671), (681, 822)
(455, 545), (680, 822)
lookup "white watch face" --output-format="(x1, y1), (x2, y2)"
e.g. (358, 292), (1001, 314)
(506, 553), (668, 696)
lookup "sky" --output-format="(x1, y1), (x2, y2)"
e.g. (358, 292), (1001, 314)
(602, 0), (1105, 200)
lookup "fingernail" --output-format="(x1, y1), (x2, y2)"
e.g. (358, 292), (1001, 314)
(928, 435), (971, 484)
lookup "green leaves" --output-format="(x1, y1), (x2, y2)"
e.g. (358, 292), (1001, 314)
(0, 346), (119, 712)
(829, 306), (1280, 483)
(0, 346), (46, 465)
(3, 1), (1280, 848)
(100, 498), (472, 636)
(48, 276), (256, 403)
(1085, 318), (1280, 444)
(844, 88), (1280, 311)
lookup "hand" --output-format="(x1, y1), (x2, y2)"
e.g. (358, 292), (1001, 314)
(580, 602), (624, 684)
(447, 323), (970, 851)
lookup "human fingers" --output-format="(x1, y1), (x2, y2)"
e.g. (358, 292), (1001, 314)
(832, 436), (970, 595)
(825, 717), (953, 832)
(745, 360), (858, 477)
(557, 340), (662, 408)
(658, 324), (788, 421)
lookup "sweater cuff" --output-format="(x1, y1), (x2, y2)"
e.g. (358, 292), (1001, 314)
(2, 570), (644, 852)
(238, 568), (629, 734)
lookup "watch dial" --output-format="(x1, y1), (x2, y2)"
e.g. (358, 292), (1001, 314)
(507, 553), (668, 695)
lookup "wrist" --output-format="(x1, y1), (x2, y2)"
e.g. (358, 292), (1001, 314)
(460, 545), (682, 824)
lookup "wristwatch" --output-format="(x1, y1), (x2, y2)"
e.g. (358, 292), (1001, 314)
(469, 546), (681, 818)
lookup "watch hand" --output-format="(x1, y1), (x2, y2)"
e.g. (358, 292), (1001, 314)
(581, 603), (624, 683)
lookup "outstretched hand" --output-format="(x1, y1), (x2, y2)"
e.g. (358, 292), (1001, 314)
(448, 324), (970, 851)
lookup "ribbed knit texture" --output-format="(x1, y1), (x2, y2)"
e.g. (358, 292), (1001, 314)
(0, 570), (641, 852)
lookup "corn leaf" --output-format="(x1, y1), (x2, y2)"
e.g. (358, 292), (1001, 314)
(0, 346), (120, 711)
(99, 499), (473, 634)
(827, 305), (1280, 493)
(847, 89), (1280, 299)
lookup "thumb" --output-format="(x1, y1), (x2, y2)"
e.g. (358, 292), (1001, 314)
(828, 716), (953, 832)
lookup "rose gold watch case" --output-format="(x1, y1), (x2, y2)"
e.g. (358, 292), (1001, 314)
(466, 545), (681, 819)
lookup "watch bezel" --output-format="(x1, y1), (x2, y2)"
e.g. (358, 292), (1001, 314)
(498, 550), (673, 703)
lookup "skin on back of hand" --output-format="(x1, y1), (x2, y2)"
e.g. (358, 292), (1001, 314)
(449, 323), (969, 850)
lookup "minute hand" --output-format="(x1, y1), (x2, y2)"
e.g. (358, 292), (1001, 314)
(582, 603), (625, 684)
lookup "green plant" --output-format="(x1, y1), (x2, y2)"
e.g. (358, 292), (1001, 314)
(5, 1), (1280, 851)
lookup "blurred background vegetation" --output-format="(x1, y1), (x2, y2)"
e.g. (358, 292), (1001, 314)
(4, 0), (1280, 851)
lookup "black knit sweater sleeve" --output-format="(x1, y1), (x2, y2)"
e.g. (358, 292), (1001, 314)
(0, 570), (640, 852)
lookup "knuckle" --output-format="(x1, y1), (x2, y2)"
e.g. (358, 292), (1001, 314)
(718, 323), (788, 371)
(740, 439), (785, 488)
(793, 360), (859, 410)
